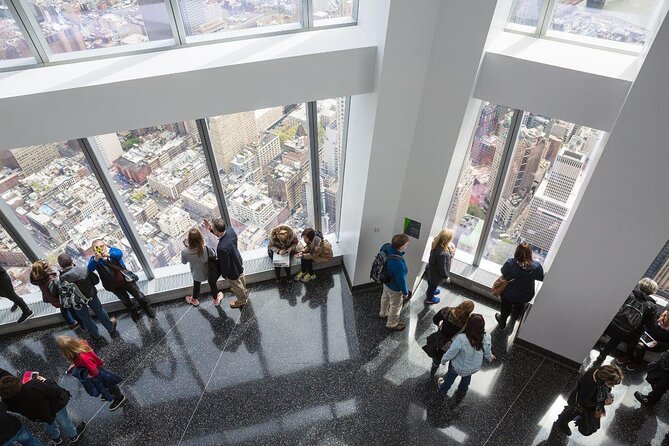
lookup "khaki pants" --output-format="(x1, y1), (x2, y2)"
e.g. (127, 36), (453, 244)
(229, 274), (248, 303)
(380, 284), (403, 328)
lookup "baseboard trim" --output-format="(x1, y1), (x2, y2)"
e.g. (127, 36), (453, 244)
(514, 337), (581, 371)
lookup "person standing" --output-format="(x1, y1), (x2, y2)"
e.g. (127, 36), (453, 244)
(30, 260), (79, 330)
(267, 225), (299, 281)
(57, 336), (127, 411)
(0, 265), (33, 324)
(425, 229), (455, 305)
(58, 253), (118, 340)
(427, 300), (474, 376)
(495, 242), (544, 329)
(378, 234), (410, 332)
(554, 365), (623, 436)
(437, 314), (495, 398)
(626, 308), (669, 370)
(600, 278), (658, 365)
(181, 227), (222, 307)
(204, 218), (248, 309)
(0, 373), (86, 446)
(635, 350), (669, 407)
(1, 400), (43, 446)
(87, 239), (155, 320)
(295, 228), (333, 282)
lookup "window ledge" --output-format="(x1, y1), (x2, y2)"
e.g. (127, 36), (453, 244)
(0, 235), (342, 334)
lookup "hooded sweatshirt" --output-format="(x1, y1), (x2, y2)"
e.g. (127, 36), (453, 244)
(30, 271), (60, 307)
(60, 265), (99, 298)
(380, 243), (408, 295)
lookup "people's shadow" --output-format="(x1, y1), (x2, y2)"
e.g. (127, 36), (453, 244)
(607, 403), (658, 445)
(413, 377), (459, 428)
(301, 270), (335, 308)
(277, 279), (299, 307)
(198, 305), (237, 351)
(225, 303), (260, 355)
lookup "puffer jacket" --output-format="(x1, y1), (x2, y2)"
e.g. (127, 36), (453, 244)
(302, 232), (333, 263)
(268, 225), (298, 253)
(30, 271), (60, 307)
(70, 367), (123, 398)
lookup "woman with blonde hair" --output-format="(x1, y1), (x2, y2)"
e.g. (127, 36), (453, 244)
(427, 300), (475, 376)
(181, 227), (221, 307)
(57, 336), (127, 411)
(425, 229), (456, 305)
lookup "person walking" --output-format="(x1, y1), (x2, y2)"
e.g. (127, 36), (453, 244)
(181, 227), (222, 307)
(57, 336), (127, 411)
(599, 278), (658, 365)
(1, 265), (33, 324)
(268, 225), (299, 281)
(0, 373), (86, 446)
(426, 300), (474, 376)
(437, 314), (495, 398)
(295, 228), (333, 282)
(204, 218), (248, 309)
(554, 365), (623, 436)
(378, 234), (411, 331)
(635, 350), (669, 407)
(58, 253), (118, 340)
(30, 260), (79, 330)
(87, 239), (155, 320)
(1, 400), (43, 446)
(425, 229), (456, 305)
(495, 242), (544, 329)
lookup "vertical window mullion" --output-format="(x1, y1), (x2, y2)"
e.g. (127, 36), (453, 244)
(78, 138), (156, 279)
(352, 0), (360, 23)
(307, 101), (322, 232)
(302, 0), (313, 29)
(164, 0), (187, 46)
(472, 109), (524, 267)
(537, 0), (557, 37)
(0, 199), (46, 262)
(335, 96), (351, 240)
(6, 0), (51, 63)
(196, 118), (233, 228)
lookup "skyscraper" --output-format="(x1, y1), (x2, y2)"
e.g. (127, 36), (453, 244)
(209, 111), (258, 173)
(90, 134), (123, 166)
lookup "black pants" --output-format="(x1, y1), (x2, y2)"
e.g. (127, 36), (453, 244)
(556, 403), (582, 427)
(113, 282), (152, 312)
(648, 381), (669, 404)
(193, 278), (218, 301)
(499, 298), (526, 324)
(301, 258), (314, 274)
(270, 251), (294, 279)
(0, 271), (29, 313)
(601, 325), (637, 358)
(425, 279), (441, 299)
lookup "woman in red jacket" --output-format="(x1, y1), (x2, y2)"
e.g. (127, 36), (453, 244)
(56, 336), (126, 411)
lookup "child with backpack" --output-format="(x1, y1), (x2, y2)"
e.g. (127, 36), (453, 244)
(372, 234), (410, 332)
(295, 228), (333, 282)
(57, 336), (127, 411)
(598, 278), (658, 367)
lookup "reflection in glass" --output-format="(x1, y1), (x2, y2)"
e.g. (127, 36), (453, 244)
(482, 112), (605, 267)
(317, 98), (345, 235)
(0, 0), (33, 61)
(508, 0), (544, 29)
(0, 141), (140, 272)
(26, 0), (173, 55)
(98, 123), (219, 268)
(313, 0), (354, 23)
(444, 103), (514, 256)
(0, 226), (35, 295)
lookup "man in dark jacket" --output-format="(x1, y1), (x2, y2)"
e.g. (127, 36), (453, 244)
(87, 239), (155, 320)
(0, 374), (86, 444)
(1, 400), (42, 446)
(204, 218), (248, 309)
(635, 350), (669, 406)
(0, 264), (33, 324)
(598, 278), (658, 364)
(59, 253), (118, 339)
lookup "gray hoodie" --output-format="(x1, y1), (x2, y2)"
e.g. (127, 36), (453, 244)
(181, 247), (212, 282)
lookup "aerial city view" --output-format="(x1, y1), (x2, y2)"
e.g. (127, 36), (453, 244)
(0, 99), (345, 294)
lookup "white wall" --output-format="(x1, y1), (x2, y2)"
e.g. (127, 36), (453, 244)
(0, 27), (376, 150)
(518, 12), (669, 363)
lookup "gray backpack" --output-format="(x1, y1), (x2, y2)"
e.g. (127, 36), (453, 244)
(57, 280), (91, 310)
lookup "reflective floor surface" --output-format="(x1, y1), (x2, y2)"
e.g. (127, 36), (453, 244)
(0, 266), (667, 445)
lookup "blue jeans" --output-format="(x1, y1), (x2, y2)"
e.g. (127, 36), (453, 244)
(2, 424), (43, 446)
(439, 362), (472, 396)
(73, 296), (114, 338)
(44, 407), (76, 440)
(60, 308), (79, 326)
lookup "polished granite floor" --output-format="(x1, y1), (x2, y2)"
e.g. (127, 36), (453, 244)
(0, 266), (667, 446)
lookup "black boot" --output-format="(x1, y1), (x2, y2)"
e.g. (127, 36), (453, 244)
(495, 313), (506, 328)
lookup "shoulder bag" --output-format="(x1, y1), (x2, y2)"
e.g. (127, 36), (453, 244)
(106, 260), (139, 283)
(491, 276), (513, 297)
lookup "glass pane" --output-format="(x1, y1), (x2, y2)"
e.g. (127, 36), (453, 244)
(313, 0), (354, 23)
(508, 0), (545, 29)
(98, 123), (219, 268)
(0, 0), (33, 61)
(208, 104), (314, 251)
(0, 141), (140, 272)
(0, 226), (36, 295)
(645, 240), (669, 298)
(179, 0), (301, 38)
(317, 98), (345, 235)
(444, 103), (514, 257)
(26, 0), (173, 55)
(549, 0), (660, 47)
(481, 112), (605, 268)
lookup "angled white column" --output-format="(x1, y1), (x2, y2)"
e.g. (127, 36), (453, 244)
(518, 13), (669, 363)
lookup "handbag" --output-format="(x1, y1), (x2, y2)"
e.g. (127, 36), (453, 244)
(207, 246), (220, 279)
(422, 318), (465, 358)
(491, 276), (514, 297)
(107, 261), (139, 283)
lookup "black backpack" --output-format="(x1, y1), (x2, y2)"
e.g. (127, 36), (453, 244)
(611, 295), (647, 336)
(370, 243), (401, 284)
